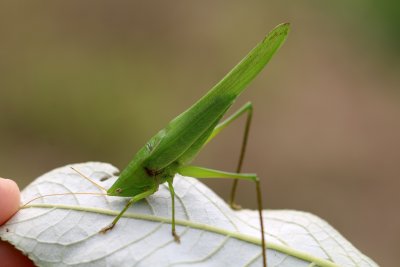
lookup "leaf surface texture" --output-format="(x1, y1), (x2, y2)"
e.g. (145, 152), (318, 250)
(0, 162), (378, 267)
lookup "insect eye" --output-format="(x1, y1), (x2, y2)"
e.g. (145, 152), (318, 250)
(116, 188), (123, 194)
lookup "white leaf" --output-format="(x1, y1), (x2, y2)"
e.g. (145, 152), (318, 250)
(0, 162), (377, 267)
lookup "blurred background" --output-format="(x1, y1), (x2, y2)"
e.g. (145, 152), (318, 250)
(1, 1), (399, 265)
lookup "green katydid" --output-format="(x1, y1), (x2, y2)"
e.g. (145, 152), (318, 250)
(27, 22), (289, 267)
(104, 22), (289, 266)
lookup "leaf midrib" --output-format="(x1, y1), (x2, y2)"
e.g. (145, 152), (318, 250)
(21, 203), (340, 267)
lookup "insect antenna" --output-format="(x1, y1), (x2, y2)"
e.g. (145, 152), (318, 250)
(70, 167), (107, 192)
(21, 167), (110, 207)
(21, 192), (108, 207)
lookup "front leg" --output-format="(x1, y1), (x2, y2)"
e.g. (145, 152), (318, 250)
(100, 197), (135, 234)
(99, 189), (155, 234)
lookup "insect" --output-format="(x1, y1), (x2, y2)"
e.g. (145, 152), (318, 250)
(28, 23), (289, 267)
(103, 23), (289, 266)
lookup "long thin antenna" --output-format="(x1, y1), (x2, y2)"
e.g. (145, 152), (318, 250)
(70, 167), (107, 192)
(21, 192), (108, 207)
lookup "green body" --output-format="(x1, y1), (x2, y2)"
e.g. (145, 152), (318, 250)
(107, 23), (290, 198)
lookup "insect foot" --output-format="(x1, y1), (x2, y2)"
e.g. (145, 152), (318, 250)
(99, 223), (115, 234)
(172, 230), (181, 244)
(230, 202), (242, 211)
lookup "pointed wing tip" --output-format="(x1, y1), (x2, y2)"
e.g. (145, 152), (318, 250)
(262, 22), (291, 45)
(271, 22), (291, 36)
(276, 22), (291, 31)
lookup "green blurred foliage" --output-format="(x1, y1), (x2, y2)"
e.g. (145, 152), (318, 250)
(0, 1), (399, 266)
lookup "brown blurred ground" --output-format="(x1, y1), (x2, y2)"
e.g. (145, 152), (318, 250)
(0, 1), (399, 266)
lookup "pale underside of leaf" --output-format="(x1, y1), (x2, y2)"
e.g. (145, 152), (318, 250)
(0, 162), (378, 267)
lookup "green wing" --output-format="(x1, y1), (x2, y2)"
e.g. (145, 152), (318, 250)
(145, 23), (290, 170)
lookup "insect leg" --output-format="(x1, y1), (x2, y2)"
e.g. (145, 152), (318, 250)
(167, 178), (180, 243)
(205, 102), (253, 210)
(178, 165), (267, 267)
(99, 188), (156, 234)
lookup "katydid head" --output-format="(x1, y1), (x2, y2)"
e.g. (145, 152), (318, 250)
(105, 141), (158, 197)
(107, 162), (179, 197)
(107, 128), (183, 197)
(107, 165), (156, 197)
